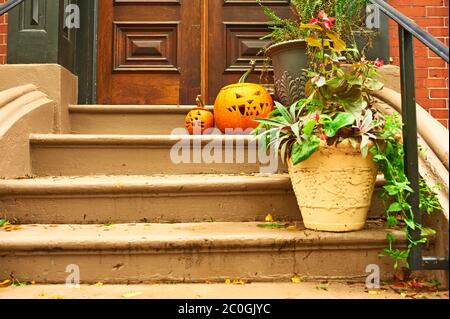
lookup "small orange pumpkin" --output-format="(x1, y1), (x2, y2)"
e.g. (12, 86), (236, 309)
(185, 95), (215, 134)
(214, 61), (274, 133)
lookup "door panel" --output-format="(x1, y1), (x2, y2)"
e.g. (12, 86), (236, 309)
(97, 0), (287, 105)
(97, 0), (201, 105)
(207, 0), (290, 104)
(8, 0), (64, 64)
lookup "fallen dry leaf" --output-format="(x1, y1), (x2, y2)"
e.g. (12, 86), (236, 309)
(0, 220), (23, 232)
(391, 278), (440, 294)
(265, 214), (274, 223)
(232, 279), (246, 285)
(224, 278), (246, 285)
(0, 280), (11, 288)
(316, 283), (329, 291)
(122, 292), (143, 299)
(38, 292), (48, 298)
(291, 275), (301, 284)
(394, 267), (411, 282)
(2, 225), (24, 232)
(93, 282), (104, 287)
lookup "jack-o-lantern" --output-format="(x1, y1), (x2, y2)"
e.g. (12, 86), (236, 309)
(214, 61), (274, 133)
(185, 95), (215, 135)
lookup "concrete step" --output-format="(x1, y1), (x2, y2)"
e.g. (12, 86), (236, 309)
(0, 174), (301, 224)
(69, 105), (210, 135)
(0, 174), (386, 224)
(30, 134), (282, 176)
(2, 282), (438, 299)
(0, 222), (404, 284)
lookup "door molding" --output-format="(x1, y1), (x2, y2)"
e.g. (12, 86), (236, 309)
(76, 0), (98, 104)
(201, 0), (209, 101)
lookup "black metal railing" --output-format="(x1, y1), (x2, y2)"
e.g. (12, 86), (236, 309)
(370, 0), (449, 271)
(0, 0), (24, 16)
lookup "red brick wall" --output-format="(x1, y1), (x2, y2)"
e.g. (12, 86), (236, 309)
(389, 0), (449, 128)
(0, 0), (7, 65)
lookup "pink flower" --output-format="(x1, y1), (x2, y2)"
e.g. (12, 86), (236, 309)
(314, 113), (321, 122)
(323, 19), (334, 30)
(320, 130), (328, 141)
(310, 17), (319, 25)
(374, 58), (385, 68)
(318, 11), (327, 20)
(315, 11), (335, 30)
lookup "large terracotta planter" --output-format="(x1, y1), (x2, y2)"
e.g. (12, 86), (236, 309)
(288, 140), (378, 232)
(266, 40), (309, 106)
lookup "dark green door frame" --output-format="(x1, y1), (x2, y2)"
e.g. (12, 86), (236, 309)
(7, 0), (98, 104)
(75, 0), (97, 104)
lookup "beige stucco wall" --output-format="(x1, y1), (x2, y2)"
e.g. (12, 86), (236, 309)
(0, 96), (55, 178)
(376, 65), (401, 93)
(0, 64), (78, 133)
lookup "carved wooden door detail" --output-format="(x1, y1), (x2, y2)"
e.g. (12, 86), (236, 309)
(97, 0), (201, 105)
(97, 0), (289, 105)
(206, 0), (290, 103)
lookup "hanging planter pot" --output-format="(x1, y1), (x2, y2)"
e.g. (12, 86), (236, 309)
(288, 140), (378, 232)
(266, 40), (310, 106)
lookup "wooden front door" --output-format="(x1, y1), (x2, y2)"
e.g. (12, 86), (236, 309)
(97, 0), (290, 105)
(206, 0), (290, 104)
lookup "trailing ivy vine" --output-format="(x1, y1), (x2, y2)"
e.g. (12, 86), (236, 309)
(371, 114), (441, 269)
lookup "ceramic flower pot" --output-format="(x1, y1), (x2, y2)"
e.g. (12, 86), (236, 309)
(266, 39), (309, 106)
(288, 140), (378, 232)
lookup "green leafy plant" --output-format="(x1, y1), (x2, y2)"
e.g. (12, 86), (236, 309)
(371, 115), (440, 268)
(257, 0), (370, 45)
(255, 99), (322, 165)
(253, 13), (442, 269)
(420, 179), (442, 215)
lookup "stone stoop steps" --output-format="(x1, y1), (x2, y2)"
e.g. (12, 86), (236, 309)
(0, 105), (405, 289)
(29, 134), (282, 176)
(2, 282), (431, 299)
(69, 105), (203, 135)
(0, 222), (404, 284)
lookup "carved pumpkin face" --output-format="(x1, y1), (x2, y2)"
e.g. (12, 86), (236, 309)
(185, 107), (215, 135)
(214, 83), (274, 132)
